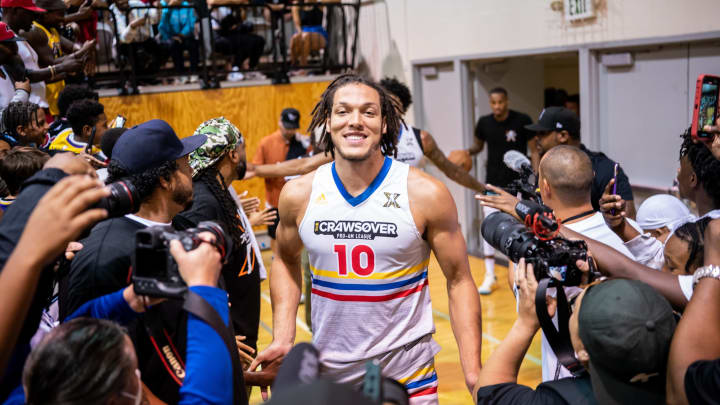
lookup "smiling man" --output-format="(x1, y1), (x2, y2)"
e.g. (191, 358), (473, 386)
(250, 74), (482, 404)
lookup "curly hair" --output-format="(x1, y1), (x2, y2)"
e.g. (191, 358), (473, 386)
(57, 84), (99, 118)
(1, 101), (40, 140)
(67, 99), (104, 139)
(107, 159), (179, 204)
(308, 73), (404, 159)
(0, 147), (49, 195)
(23, 318), (134, 405)
(680, 128), (720, 208)
(379, 77), (412, 114)
(672, 216), (710, 275)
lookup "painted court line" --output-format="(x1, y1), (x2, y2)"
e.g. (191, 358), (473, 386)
(261, 292), (311, 334)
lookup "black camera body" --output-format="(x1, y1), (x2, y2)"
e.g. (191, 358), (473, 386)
(481, 211), (589, 286)
(132, 221), (230, 298)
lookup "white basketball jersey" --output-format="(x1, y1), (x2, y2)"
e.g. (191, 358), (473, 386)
(298, 157), (434, 363)
(394, 124), (424, 167)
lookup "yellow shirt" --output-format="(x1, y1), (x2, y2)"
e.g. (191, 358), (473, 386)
(33, 22), (64, 116)
(48, 127), (103, 156)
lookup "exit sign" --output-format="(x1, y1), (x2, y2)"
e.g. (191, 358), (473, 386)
(564, 0), (595, 21)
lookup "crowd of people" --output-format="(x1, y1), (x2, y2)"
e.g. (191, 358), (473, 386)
(0, 70), (720, 405)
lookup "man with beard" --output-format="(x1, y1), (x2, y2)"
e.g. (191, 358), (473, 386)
(175, 117), (263, 354)
(62, 119), (205, 402)
(250, 75), (482, 404)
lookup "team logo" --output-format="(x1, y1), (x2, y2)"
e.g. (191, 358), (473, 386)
(505, 130), (517, 142)
(315, 193), (328, 205)
(383, 192), (401, 208)
(314, 220), (398, 240)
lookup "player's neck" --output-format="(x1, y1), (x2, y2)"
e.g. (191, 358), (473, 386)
(493, 110), (509, 122)
(553, 202), (595, 224)
(695, 191), (715, 217)
(334, 152), (386, 197)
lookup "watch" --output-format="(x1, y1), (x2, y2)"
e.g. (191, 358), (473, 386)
(692, 265), (720, 289)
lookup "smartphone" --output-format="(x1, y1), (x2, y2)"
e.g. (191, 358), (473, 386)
(691, 74), (720, 142)
(113, 115), (127, 128)
(610, 163), (618, 215)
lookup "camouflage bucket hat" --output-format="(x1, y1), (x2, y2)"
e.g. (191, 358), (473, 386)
(189, 117), (244, 176)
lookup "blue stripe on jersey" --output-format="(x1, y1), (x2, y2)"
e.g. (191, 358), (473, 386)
(312, 270), (427, 291)
(331, 156), (392, 207)
(405, 373), (438, 389)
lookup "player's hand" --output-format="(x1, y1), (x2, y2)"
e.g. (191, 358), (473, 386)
(235, 335), (256, 369)
(599, 178), (626, 229)
(170, 232), (222, 287)
(44, 152), (96, 176)
(447, 149), (472, 172)
(240, 197), (260, 214)
(249, 207), (277, 227)
(475, 184), (521, 221)
(248, 341), (292, 400)
(17, 175), (109, 267)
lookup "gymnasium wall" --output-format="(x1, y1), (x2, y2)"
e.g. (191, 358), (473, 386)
(100, 80), (330, 212)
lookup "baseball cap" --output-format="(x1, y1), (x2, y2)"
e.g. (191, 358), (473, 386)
(0, 23), (25, 42)
(189, 117), (244, 176)
(578, 279), (676, 405)
(111, 119), (207, 174)
(34, 0), (64, 11)
(525, 107), (580, 138)
(281, 108), (300, 130)
(0, 0), (46, 12)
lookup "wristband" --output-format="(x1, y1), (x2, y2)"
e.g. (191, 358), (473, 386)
(692, 265), (720, 289)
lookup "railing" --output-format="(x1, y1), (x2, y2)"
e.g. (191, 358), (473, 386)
(89, 0), (360, 94)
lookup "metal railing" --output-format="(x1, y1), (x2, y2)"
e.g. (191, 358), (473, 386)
(88, 0), (360, 93)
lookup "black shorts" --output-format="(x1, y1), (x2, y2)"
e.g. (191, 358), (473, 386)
(267, 207), (280, 239)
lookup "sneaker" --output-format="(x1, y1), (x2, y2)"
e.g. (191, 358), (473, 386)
(477, 276), (496, 295)
(176, 76), (189, 85)
(227, 66), (245, 82)
(189, 75), (199, 83)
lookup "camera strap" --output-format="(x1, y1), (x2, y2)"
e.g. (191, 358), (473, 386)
(182, 290), (248, 405)
(535, 278), (586, 377)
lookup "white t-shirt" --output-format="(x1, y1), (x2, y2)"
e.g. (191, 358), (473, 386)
(541, 211), (636, 382)
(125, 214), (170, 228)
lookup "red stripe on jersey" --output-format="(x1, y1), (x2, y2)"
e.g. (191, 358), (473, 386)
(409, 386), (438, 398)
(311, 279), (428, 302)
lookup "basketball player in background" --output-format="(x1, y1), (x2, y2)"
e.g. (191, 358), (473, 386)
(250, 74), (482, 404)
(448, 87), (536, 295)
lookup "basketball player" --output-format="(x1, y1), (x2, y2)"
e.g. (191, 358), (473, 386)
(249, 75), (482, 404)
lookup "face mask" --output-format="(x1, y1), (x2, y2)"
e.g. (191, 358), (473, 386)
(235, 160), (247, 180)
(119, 369), (142, 405)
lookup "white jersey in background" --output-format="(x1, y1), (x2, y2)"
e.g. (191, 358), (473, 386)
(17, 41), (48, 108)
(394, 124), (424, 167)
(298, 158), (440, 403)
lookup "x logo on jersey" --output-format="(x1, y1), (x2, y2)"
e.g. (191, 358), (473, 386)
(383, 192), (401, 208)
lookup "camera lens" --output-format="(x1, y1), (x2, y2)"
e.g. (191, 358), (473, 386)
(95, 181), (140, 218)
(481, 211), (538, 263)
(196, 221), (232, 260)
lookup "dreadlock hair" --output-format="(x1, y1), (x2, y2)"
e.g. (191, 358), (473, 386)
(67, 99), (104, 139)
(308, 73), (403, 159)
(680, 128), (720, 208)
(672, 216), (711, 275)
(379, 77), (412, 114)
(0, 147), (49, 195)
(23, 318), (134, 405)
(57, 84), (99, 118)
(195, 165), (244, 257)
(107, 159), (179, 204)
(1, 101), (40, 140)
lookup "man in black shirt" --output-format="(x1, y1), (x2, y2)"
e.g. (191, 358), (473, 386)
(63, 119), (206, 402)
(524, 106), (636, 219)
(473, 261), (675, 405)
(174, 117), (261, 352)
(450, 87), (536, 295)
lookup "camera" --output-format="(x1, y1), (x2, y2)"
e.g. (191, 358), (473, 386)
(132, 221), (231, 298)
(481, 211), (589, 286)
(94, 180), (141, 218)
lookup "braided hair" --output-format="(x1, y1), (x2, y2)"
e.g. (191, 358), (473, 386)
(308, 73), (404, 158)
(196, 165), (245, 256)
(1, 101), (40, 140)
(672, 216), (710, 274)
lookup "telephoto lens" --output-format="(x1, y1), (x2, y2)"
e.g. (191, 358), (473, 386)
(94, 181), (141, 218)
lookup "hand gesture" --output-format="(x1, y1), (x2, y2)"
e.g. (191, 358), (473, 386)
(249, 207), (276, 227)
(130, 16), (147, 29)
(475, 184), (521, 221)
(515, 258), (541, 331)
(235, 335), (256, 369)
(78, 152), (107, 169)
(599, 178), (626, 228)
(248, 341), (291, 400)
(240, 196), (260, 214)
(169, 232), (222, 287)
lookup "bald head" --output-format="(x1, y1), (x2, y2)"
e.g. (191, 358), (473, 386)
(539, 145), (593, 206)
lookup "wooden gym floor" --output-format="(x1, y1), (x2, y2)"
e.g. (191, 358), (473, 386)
(250, 252), (542, 404)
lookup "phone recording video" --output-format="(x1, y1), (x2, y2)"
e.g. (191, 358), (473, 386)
(692, 74), (720, 142)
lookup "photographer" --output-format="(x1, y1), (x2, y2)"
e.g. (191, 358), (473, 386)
(15, 231), (234, 405)
(63, 119), (207, 402)
(474, 259), (676, 405)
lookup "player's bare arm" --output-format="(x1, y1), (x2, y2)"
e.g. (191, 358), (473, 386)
(249, 173), (314, 371)
(421, 130), (486, 193)
(408, 167), (483, 392)
(253, 152), (333, 178)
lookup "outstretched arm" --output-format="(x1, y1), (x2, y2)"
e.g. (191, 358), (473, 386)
(421, 131), (485, 193)
(410, 169), (482, 392)
(250, 153), (332, 179)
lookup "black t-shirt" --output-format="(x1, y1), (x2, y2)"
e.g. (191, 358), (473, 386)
(175, 179), (261, 349)
(685, 358), (720, 404)
(475, 376), (596, 405)
(580, 144), (634, 211)
(475, 110), (533, 187)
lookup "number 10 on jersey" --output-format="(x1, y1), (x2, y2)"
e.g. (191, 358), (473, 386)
(333, 244), (376, 276)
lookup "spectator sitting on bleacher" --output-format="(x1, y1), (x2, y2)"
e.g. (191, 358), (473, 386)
(48, 98), (107, 162)
(210, 5), (265, 81)
(109, 0), (166, 81)
(158, 0), (198, 84)
(290, 0), (326, 70)
(42, 84), (97, 148)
